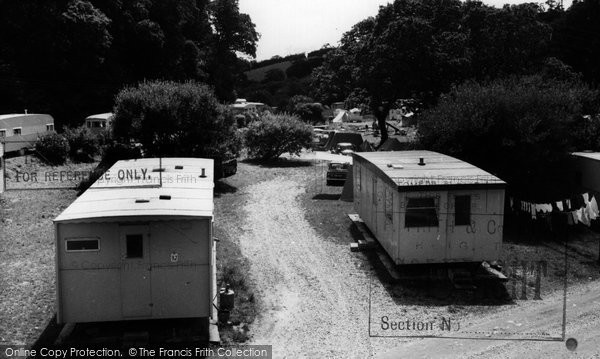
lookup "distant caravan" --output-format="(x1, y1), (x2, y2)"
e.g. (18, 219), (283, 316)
(0, 113), (55, 154)
(85, 112), (113, 133)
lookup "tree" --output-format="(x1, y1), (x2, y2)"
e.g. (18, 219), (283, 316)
(208, 0), (259, 100)
(112, 80), (241, 161)
(311, 0), (553, 141)
(548, 0), (600, 86)
(418, 75), (600, 198)
(0, 0), (258, 126)
(244, 113), (313, 161)
(294, 102), (324, 124)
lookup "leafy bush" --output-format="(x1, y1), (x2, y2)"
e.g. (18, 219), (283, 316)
(35, 133), (70, 165)
(244, 113), (313, 161)
(112, 80), (241, 161)
(418, 74), (600, 197)
(63, 125), (100, 163)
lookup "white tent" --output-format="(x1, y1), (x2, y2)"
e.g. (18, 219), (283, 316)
(332, 110), (348, 126)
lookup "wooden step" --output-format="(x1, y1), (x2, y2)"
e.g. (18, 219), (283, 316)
(347, 213), (377, 249)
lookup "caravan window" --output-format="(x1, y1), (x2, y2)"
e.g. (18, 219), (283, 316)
(0, 129), (5, 138)
(454, 195), (471, 226)
(405, 197), (438, 227)
(126, 234), (144, 258)
(46, 124), (54, 131)
(66, 237), (100, 252)
(13, 128), (21, 135)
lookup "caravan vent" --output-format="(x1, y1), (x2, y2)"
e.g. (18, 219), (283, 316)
(152, 167), (165, 172)
(135, 198), (150, 203)
(199, 168), (207, 178)
(175, 165), (184, 170)
(387, 163), (404, 169)
(159, 195), (171, 200)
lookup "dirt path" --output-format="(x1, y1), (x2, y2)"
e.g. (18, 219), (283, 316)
(378, 280), (600, 358)
(236, 177), (388, 358)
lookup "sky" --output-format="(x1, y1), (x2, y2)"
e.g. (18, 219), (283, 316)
(238, 0), (572, 61)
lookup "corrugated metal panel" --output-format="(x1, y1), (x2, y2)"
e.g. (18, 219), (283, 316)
(353, 151), (505, 190)
(55, 158), (214, 222)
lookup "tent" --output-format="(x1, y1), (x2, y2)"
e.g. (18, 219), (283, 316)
(332, 110), (348, 126)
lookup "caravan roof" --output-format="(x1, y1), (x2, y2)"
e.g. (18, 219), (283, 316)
(0, 113), (53, 127)
(54, 158), (214, 223)
(85, 112), (113, 121)
(353, 151), (505, 191)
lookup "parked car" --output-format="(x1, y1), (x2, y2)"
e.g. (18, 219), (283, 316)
(331, 142), (354, 154)
(326, 162), (350, 186)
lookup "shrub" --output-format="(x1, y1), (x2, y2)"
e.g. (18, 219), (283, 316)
(35, 133), (70, 165)
(112, 80), (241, 161)
(418, 74), (600, 197)
(63, 125), (100, 163)
(244, 113), (313, 161)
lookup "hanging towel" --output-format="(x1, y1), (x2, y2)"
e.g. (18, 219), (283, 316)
(581, 208), (591, 226)
(556, 201), (564, 211)
(587, 204), (598, 221)
(571, 211), (578, 225)
(591, 196), (599, 217)
(566, 199), (572, 210)
(583, 193), (590, 204)
(575, 208), (584, 224)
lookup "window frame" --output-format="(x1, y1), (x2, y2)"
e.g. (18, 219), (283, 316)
(454, 195), (471, 226)
(46, 123), (54, 131)
(404, 196), (439, 228)
(0, 129), (6, 138)
(12, 127), (22, 135)
(65, 237), (100, 252)
(125, 234), (144, 259)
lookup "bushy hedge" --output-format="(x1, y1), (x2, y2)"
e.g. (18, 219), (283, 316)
(63, 126), (100, 163)
(35, 133), (70, 165)
(112, 80), (241, 161)
(244, 113), (313, 161)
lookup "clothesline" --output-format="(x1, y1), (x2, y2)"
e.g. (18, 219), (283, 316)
(510, 192), (600, 227)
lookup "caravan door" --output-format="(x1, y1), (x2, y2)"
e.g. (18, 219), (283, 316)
(119, 225), (152, 318)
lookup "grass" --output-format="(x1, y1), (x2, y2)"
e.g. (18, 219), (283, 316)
(244, 61), (293, 82)
(0, 155), (99, 345)
(0, 188), (77, 345)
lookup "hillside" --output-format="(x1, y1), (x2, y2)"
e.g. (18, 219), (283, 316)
(245, 61), (293, 82)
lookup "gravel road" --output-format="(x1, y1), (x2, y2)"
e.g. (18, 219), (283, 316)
(238, 178), (384, 358)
